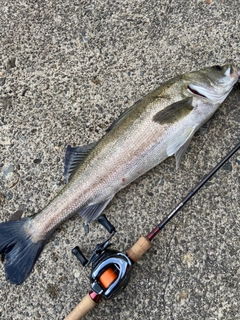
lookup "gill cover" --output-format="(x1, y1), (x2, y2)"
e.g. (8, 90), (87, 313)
(187, 64), (238, 104)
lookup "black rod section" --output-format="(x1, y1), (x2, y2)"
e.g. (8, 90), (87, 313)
(147, 142), (240, 241)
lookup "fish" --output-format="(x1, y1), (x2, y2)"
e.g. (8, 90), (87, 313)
(0, 64), (239, 285)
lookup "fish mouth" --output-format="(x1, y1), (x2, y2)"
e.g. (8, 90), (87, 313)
(187, 85), (207, 98)
(188, 82), (235, 104)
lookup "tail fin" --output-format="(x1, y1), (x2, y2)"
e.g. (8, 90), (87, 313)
(0, 218), (46, 284)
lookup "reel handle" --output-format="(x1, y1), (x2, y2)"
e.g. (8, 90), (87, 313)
(65, 236), (152, 319)
(64, 293), (97, 320)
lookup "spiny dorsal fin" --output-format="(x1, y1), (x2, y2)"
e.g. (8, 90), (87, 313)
(64, 142), (97, 183)
(106, 99), (141, 132)
(153, 97), (193, 125)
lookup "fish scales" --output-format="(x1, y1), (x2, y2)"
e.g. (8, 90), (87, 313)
(0, 64), (239, 284)
(31, 82), (186, 234)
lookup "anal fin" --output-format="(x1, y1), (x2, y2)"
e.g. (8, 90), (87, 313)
(78, 197), (113, 224)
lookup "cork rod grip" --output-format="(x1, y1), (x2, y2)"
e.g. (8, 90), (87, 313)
(127, 236), (152, 263)
(64, 293), (97, 320)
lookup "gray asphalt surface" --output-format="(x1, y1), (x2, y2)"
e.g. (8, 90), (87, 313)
(0, 1), (239, 319)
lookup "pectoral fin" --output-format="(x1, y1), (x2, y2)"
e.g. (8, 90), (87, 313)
(64, 142), (97, 183)
(153, 98), (193, 125)
(153, 98), (195, 168)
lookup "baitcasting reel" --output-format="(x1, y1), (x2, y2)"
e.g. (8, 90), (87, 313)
(66, 143), (240, 320)
(72, 215), (133, 300)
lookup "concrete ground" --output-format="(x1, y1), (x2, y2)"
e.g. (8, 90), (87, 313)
(0, 0), (239, 319)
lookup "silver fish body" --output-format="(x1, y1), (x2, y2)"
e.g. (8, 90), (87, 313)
(0, 64), (239, 284)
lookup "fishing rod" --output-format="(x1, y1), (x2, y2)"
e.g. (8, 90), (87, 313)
(65, 142), (240, 320)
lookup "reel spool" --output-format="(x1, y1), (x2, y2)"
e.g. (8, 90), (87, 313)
(72, 215), (133, 300)
(66, 143), (240, 320)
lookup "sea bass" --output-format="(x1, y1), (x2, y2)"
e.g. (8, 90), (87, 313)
(0, 64), (239, 284)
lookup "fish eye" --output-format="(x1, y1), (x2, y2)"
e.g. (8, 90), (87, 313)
(213, 65), (222, 71)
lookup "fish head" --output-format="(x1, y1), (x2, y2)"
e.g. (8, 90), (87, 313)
(184, 64), (239, 104)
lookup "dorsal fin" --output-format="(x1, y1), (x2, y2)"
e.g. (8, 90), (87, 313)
(64, 142), (97, 183)
(153, 97), (193, 125)
(106, 99), (141, 132)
